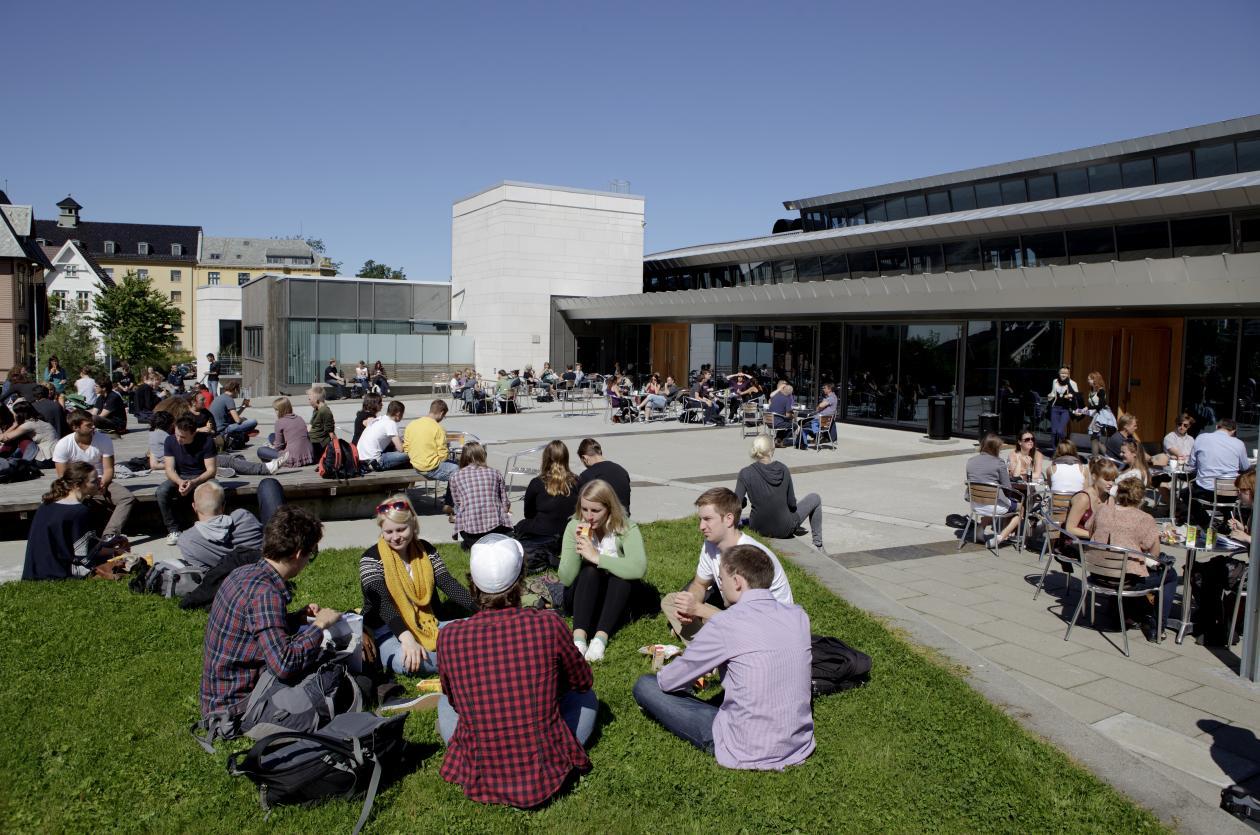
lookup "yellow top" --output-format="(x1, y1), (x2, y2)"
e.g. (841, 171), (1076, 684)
(404, 416), (447, 472)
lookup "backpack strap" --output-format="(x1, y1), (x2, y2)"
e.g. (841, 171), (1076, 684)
(191, 712), (241, 754)
(352, 754), (383, 835)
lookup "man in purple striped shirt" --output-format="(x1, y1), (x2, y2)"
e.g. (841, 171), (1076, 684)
(633, 544), (815, 770)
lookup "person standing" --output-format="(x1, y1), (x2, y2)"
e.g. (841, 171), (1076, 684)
(633, 544), (815, 770)
(1046, 365), (1081, 448)
(52, 411), (135, 541)
(1084, 371), (1115, 457)
(205, 353), (221, 397)
(436, 534), (597, 808)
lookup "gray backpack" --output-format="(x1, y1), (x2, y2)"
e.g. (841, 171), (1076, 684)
(131, 558), (205, 598)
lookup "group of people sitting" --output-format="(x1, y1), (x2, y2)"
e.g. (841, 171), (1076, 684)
(322, 358), (392, 400)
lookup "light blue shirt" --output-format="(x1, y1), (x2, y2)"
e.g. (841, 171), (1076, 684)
(1190, 429), (1251, 491)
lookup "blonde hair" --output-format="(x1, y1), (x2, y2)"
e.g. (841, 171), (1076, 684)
(272, 396), (293, 416)
(750, 434), (775, 461)
(573, 478), (629, 539)
(375, 493), (419, 542)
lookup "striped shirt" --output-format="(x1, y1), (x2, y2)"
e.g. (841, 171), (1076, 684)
(359, 540), (476, 637)
(658, 588), (815, 770)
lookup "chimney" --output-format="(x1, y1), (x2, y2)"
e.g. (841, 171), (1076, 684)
(56, 195), (82, 229)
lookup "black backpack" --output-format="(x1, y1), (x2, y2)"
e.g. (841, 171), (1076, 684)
(1222, 784), (1260, 829)
(318, 438), (362, 480)
(810, 635), (872, 697)
(227, 712), (406, 835)
(0, 457), (43, 484)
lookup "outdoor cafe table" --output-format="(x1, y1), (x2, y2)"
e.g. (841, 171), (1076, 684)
(1163, 530), (1249, 644)
(1153, 461), (1193, 522)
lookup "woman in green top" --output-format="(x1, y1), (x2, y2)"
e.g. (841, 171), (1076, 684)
(305, 385), (337, 459)
(559, 478), (646, 663)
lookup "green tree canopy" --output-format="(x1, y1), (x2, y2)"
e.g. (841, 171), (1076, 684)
(305, 237), (342, 273)
(36, 305), (100, 378)
(90, 271), (182, 368)
(356, 259), (406, 280)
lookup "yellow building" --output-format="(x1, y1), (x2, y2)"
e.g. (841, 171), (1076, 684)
(35, 197), (199, 353)
(194, 236), (332, 290)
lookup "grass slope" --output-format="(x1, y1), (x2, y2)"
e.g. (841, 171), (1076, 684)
(0, 518), (1163, 833)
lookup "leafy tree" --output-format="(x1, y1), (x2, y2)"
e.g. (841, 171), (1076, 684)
(36, 305), (100, 377)
(91, 271), (183, 368)
(305, 237), (342, 273)
(356, 259), (406, 280)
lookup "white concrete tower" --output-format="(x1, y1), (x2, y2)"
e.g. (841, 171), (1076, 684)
(451, 182), (644, 374)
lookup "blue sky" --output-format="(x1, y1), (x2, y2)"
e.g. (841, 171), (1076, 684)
(3, 0), (1258, 280)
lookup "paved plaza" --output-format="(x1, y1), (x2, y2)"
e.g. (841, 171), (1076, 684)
(3, 393), (1256, 827)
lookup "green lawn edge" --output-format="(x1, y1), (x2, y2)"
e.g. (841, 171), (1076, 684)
(0, 517), (1165, 834)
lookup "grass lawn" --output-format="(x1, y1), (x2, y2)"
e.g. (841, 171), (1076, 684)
(0, 517), (1164, 833)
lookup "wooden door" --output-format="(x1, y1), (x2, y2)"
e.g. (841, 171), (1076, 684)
(1064, 318), (1183, 437)
(1122, 327), (1172, 432)
(651, 324), (689, 381)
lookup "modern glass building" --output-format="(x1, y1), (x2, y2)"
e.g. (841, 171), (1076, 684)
(552, 115), (1260, 446)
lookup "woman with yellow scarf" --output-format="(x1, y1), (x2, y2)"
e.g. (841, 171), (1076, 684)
(360, 495), (476, 674)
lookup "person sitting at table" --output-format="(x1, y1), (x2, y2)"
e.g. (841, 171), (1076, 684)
(797, 382), (838, 449)
(1116, 438), (1151, 486)
(767, 383), (795, 446)
(635, 373), (668, 421)
(559, 478), (647, 662)
(1047, 440), (1087, 494)
(1186, 417), (1251, 527)
(1106, 413), (1170, 467)
(662, 375), (682, 405)
(1227, 468), (1254, 544)
(688, 370), (722, 425)
(964, 433), (1022, 549)
(1007, 427), (1045, 483)
(360, 495), (476, 676)
(736, 434), (825, 552)
(1088, 477), (1177, 642)
(1163, 413), (1196, 463)
(450, 441), (512, 549)
(1065, 456), (1118, 541)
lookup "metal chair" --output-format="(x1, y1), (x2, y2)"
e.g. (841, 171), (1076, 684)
(1229, 568), (1249, 647)
(504, 444), (546, 501)
(1034, 500), (1081, 599)
(680, 397), (707, 424)
(804, 414), (837, 451)
(1191, 477), (1240, 529)
(1064, 541), (1172, 657)
(761, 410), (791, 443)
(959, 481), (1024, 555)
(740, 401), (761, 438)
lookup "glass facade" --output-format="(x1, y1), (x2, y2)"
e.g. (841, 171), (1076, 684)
(1179, 318), (1260, 450)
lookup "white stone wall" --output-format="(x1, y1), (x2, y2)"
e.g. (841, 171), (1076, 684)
(451, 182), (644, 374)
(194, 285), (242, 377)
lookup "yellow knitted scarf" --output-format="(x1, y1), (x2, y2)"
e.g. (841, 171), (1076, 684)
(378, 537), (439, 651)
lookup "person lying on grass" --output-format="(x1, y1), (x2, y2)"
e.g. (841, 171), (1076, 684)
(634, 544), (815, 770)
(198, 505), (348, 743)
(661, 487), (794, 642)
(558, 478), (646, 662)
(437, 534), (598, 809)
(360, 495), (476, 677)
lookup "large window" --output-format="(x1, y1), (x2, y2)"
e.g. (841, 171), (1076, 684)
(844, 323), (959, 428)
(1195, 143), (1236, 177)
(943, 239), (980, 272)
(1066, 227), (1115, 263)
(1116, 221), (1170, 261)
(245, 326), (263, 359)
(846, 324), (900, 421)
(998, 320), (1064, 440)
(1183, 319), (1239, 436)
(1172, 215), (1232, 256)
(962, 321), (999, 433)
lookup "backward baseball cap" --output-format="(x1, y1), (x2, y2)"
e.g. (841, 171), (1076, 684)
(470, 534), (523, 593)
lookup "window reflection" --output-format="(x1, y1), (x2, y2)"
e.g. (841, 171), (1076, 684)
(1195, 143), (1237, 178)
(1238, 320), (1260, 449)
(846, 324), (900, 421)
(1183, 319), (1238, 435)
(963, 321), (999, 433)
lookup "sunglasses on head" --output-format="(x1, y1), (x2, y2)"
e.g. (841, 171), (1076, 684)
(376, 500), (411, 516)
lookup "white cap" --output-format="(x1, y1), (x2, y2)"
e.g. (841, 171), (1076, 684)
(469, 534), (524, 594)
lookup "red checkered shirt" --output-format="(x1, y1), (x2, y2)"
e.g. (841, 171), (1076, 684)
(451, 464), (510, 535)
(199, 560), (324, 718)
(437, 607), (593, 807)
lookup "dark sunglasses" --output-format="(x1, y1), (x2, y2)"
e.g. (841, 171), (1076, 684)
(1021, 436), (1034, 442)
(376, 500), (411, 516)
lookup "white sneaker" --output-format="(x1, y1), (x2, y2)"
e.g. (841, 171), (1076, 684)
(573, 637), (588, 656)
(165, 532), (180, 546)
(584, 637), (606, 662)
(265, 450), (289, 475)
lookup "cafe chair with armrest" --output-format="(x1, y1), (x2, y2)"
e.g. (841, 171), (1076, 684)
(1064, 542), (1173, 657)
(960, 481), (1024, 556)
(1034, 493), (1080, 599)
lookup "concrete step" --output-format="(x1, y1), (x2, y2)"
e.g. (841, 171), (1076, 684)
(1091, 712), (1260, 790)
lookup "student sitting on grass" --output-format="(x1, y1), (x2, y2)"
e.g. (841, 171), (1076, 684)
(22, 462), (106, 580)
(199, 506), (346, 741)
(634, 544), (815, 770)
(177, 480), (273, 571)
(661, 487), (793, 642)
(437, 534), (597, 808)
(559, 478), (646, 662)
(359, 495), (476, 676)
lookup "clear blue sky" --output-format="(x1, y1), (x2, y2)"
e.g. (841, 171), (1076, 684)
(3, 0), (1258, 281)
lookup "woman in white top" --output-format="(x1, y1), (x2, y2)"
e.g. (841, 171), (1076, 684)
(1007, 428), (1046, 483)
(1047, 439), (1087, 494)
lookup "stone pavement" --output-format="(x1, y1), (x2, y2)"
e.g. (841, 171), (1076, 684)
(2, 392), (1256, 827)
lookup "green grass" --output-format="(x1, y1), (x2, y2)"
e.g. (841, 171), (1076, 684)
(0, 518), (1164, 834)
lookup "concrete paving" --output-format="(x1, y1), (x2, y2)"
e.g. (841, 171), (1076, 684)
(3, 392), (1257, 828)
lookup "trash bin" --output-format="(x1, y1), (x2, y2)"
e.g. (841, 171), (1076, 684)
(978, 412), (1000, 438)
(1001, 396), (1024, 436)
(928, 395), (953, 440)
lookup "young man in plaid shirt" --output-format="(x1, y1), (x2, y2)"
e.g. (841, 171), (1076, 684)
(198, 505), (345, 741)
(437, 534), (598, 808)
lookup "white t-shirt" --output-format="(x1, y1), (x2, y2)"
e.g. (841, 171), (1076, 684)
(75, 376), (98, 406)
(52, 432), (115, 477)
(696, 532), (793, 605)
(356, 416), (400, 462)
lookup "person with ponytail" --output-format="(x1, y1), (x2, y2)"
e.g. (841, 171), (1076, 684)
(359, 495), (476, 676)
(22, 462), (105, 580)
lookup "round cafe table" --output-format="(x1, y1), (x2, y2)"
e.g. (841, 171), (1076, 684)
(1162, 530), (1248, 644)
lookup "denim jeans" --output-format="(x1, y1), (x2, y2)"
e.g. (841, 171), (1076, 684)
(222, 418), (258, 436)
(419, 460), (459, 481)
(1127, 567), (1179, 629)
(376, 450), (412, 470)
(437, 688), (598, 746)
(632, 674), (716, 753)
(257, 477), (284, 526)
(372, 624), (440, 676)
(155, 480), (192, 534)
(207, 380), (219, 397)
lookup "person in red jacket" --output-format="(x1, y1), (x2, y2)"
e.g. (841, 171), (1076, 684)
(436, 534), (597, 808)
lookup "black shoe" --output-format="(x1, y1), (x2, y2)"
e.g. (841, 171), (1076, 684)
(792, 526), (807, 537)
(1140, 617), (1160, 643)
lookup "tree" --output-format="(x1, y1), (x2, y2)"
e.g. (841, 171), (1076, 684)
(356, 259), (406, 280)
(36, 305), (100, 376)
(305, 237), (342, 273)
(91, 271), (183, 367)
